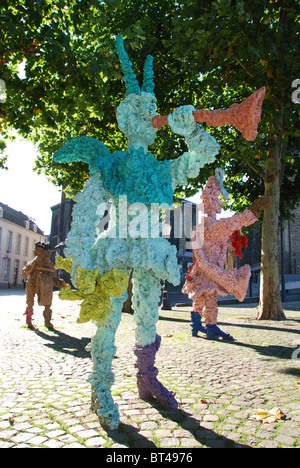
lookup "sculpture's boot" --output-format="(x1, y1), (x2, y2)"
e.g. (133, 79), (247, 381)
(190, 311), (206, 336)
(24, 308), (34, 328)
(134, 334), (178, 409)
(206, 324), (234, 341)
(43, 306), (53, 329)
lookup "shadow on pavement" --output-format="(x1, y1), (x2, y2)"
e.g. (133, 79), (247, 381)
(212, 336), (296, 361)
(105, 401), (251, 449)
(33, 328), (91, 358)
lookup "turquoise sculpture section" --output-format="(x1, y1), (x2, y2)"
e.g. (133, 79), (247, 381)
(54, 34), (220, 430)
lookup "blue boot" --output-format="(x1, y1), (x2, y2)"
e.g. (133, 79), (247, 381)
(190, 311), (206, 337)
(206, 324), (234, 341)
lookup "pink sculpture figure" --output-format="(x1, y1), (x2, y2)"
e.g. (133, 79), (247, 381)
(182, 174), (269, 340)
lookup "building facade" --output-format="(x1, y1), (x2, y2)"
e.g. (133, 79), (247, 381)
(0, 202), (47, 288)
(49, 192), (74, 282)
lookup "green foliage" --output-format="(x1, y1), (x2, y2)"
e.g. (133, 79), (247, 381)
(171, 0), (300, 218)
(0, 0), (299, 217)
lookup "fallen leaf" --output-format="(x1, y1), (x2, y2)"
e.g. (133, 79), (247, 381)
(252, 407), (286, 423)
(162, 334), (173, 338)
(200, 399), (207, 404)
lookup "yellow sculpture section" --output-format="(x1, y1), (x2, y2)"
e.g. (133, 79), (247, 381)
(54, 256), (129, 324)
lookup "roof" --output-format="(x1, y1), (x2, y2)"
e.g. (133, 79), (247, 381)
(0, 202), (44, 235)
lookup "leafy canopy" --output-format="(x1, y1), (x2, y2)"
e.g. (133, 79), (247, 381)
(0, 0), (299, 218)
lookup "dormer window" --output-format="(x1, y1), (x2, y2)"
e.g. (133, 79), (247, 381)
(33, 224), (37, 233)
(25, 220), (30, 229)
(0, 207), (3, 218)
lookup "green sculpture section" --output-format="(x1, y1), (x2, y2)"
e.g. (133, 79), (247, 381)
(53, 35), (224, 430)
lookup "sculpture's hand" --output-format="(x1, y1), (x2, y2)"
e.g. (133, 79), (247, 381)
(249, 196), (270, 218)
(168, 105), (197, 138)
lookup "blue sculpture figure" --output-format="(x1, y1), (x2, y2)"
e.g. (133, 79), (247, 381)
(54, 35), (220, 430)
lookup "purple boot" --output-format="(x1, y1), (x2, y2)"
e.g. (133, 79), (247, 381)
(134, 334), (178, 409)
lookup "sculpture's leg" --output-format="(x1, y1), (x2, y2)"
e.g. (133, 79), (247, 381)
(24, 308), (34, 327)
(190, 311), (206, 336)
(88, 290), (127, 430)
(24, 286), (34, 327)
(203, 292), (234, 341)
(190, 296), (206, 336)
(43, 306), (53, 329)
(132, 268), (178, 409)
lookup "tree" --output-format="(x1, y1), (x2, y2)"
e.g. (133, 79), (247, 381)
(1, 0), (299, 320)
(0, 0), (184, 193)
(170, 0), (300, 320)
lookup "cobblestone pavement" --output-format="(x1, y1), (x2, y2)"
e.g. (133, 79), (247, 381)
(0, 289), (299, 449)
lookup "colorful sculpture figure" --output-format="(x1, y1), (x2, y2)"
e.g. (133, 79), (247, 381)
(53, 35), (265, 430)
(182, 174), (269, 340)
(53, 35), (221, 430)
(22, 242), (70, 328)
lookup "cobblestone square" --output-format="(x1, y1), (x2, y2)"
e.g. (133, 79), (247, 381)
(0, 290), (299, 448)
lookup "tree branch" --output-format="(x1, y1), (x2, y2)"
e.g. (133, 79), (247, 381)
(242, 156), (265, 180)
(230, 53), (255, 79)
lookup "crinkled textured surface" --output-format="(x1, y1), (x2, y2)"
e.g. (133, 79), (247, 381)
(134, 334), (178, 409)
(57, 259), (129, 325)
(115, 34), (140, 96)
(63, 174), (110, 284)
(92, 237), (179, 285)
(99, 146), (173, 206)
(183, 210), (257, 303)
(88, 290), (128, 430)
(170, 124), (220, 189)
(54, 135), (111, 176)
(183, 177), (257, 327)
(116, 94), (157, 152)
(141, 55), (155, 95)
(131, 267), (162, 347)
(53, 40), (221, 428)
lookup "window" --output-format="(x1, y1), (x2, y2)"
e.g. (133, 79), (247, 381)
(4, 258), (11, 281)
(16, 233), (21, 254)
(24, 237), (29, 256)
(0, 227), (2, 250)
(0, 207), (3, 217)
(24, 220), (30, 229)
(14, 259), (19, 285)
(33, 224), (37, 233)
(7, 231), (13, 252)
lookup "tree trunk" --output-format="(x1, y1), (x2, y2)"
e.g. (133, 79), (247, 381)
(122, 269), (134, 313)
(257, 140), (286, 321)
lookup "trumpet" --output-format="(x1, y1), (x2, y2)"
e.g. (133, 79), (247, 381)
(152, 87), (266, 141)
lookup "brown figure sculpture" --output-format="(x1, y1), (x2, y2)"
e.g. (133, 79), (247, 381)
(22, 242), (70, 328)
(182, 175), (269, 340)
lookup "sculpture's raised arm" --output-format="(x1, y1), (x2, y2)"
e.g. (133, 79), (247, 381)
(168, 105), (220, 189)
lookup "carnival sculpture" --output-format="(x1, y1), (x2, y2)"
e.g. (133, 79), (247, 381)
(22, 242), (70, 328)
(53, 35), (265, 430)
(183, 174), (269, 340)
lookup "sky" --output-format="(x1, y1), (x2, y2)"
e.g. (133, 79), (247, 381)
(0, 137), (62, 235)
